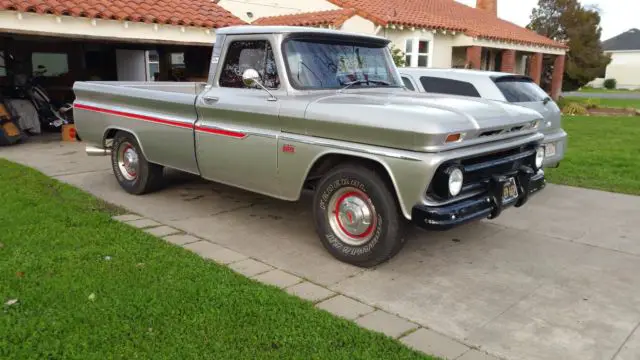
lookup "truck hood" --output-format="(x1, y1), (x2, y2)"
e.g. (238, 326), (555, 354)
(300, 89), (544, 152)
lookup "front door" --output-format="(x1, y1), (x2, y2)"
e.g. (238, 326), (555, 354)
(195, 37), (283, 198)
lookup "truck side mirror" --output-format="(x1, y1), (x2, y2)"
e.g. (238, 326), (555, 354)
(242, 68), (261, 88)
(242, 68), (277, 102)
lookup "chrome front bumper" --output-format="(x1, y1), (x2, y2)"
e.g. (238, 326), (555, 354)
(412, 167), (546, 231)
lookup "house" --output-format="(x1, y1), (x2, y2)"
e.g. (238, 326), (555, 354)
(0, 0), (244, 104)
(217, 0), (568, 98)
(601, 28), (640, 89)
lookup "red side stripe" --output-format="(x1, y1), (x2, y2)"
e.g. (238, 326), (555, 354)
(74, 103), (192, 129)
(194, 126), (247, 139)
(74, 103), (247, 139)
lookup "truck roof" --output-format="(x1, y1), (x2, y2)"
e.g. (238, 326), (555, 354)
(216, 25), (389, 43)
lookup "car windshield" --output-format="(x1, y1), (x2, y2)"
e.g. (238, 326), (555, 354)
(494, 77), (550, 103)
(283, 38), (402, 90)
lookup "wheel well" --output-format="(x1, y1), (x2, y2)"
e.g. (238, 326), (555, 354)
(103, 129), (119, 148)
(304, 154), (397, 195)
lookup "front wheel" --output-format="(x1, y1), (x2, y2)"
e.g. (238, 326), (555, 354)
(312, 164), (407, 268)
(111, 132), (164, 195)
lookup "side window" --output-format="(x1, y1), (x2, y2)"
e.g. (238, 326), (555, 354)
(420, 76), (481, 97)
(401, 76), (415, 91)
(219, 40), (280, 89)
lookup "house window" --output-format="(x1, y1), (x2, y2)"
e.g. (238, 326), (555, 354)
(146, 50), (160, 81)
(405, 40), (413, 67)
(404, 39), (431, 68)
(31, 52), (69, 77)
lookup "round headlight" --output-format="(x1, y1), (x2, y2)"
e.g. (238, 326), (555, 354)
(448, 168), (464, 197)
(535, 146), (545, 169)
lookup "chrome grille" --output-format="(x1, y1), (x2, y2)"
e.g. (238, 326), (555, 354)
(427, 143), (538, 201)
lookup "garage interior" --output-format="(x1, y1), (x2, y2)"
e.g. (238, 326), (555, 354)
(0, 33), (212, 141)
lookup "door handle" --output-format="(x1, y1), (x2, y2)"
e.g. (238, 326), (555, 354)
(202, 96), (219, 104)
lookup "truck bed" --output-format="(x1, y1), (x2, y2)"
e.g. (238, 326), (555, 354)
(73, 81), (204, 174)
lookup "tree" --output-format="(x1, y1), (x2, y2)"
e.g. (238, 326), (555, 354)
(528, 0), (611, 91)
(389, 45), (406, 67)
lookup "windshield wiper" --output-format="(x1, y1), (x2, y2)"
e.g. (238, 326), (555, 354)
(298, 60), (323, 87)
(338, 79), (391, 92)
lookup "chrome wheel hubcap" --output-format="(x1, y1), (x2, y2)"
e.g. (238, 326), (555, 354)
(328, 187), (377, 246)
(117, 144), (139, 181)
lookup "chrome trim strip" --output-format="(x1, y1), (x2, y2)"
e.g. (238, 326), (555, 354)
(280, 134), (423, 162)
(195, 123), (278, 139)
(423, 129), (543, 153)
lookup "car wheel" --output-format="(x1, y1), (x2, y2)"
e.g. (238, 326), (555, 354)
(111, 132), (164, 195)
(313, 163), (407, 268)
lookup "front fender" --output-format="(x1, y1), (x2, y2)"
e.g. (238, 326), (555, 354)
(277, 133), (432, 220)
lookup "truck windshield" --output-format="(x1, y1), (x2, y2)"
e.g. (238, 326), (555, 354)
(283, 38), (402, 90)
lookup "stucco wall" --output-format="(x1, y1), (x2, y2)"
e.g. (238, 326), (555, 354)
(339, 15), (377, 35)
(217, 0), (339, 23)
(605, 51), (640, 89)
(432, 35), (454, 68)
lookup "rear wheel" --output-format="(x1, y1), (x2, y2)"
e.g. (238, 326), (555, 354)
(312, 164), (407, 268)
(111, 132), (164, 195)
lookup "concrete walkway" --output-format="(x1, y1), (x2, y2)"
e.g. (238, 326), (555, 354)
(563, 91), (640, 99)
(3, 138), (640, 360)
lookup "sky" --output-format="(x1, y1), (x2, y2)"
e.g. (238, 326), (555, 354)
(455, 0), (639, 41)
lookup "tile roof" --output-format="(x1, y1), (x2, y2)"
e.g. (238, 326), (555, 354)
(327, 0), (566, 49)
(602, 29), (640, 51)
(0, 0), (245, 28)
(253, 9), (356, 27)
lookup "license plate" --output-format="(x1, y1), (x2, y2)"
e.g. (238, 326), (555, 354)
(545, 143), (556, 158)
(503, 177), (519, 204)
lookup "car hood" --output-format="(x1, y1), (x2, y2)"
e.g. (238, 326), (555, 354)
(299, 89), (544, 152)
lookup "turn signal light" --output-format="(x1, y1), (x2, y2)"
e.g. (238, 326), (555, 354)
(446, 133), (463, 143)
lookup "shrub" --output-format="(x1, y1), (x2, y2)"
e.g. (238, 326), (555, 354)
(556, 96), (568, 109)
(604, 78), (617, 90)
(562, 102), (589, 116)
(584, 98), (600, 109)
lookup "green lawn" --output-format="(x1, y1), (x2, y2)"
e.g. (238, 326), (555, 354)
(564, 96), (640, 109)
(545, 116), (640, 195)
(0, 159), (431, 360)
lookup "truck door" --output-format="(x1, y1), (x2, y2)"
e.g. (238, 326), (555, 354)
(194, 35), (284, 198)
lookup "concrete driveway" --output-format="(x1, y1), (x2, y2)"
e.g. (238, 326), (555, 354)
(3, 138), (640, 360)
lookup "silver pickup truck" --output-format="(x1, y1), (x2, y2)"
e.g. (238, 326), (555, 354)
(73, 25), (548, 267)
